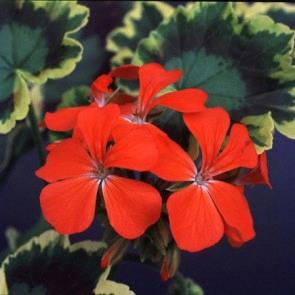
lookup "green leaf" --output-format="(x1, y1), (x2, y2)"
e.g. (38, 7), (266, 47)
(235, 2), (295, 83)
(0, 267), (8, 295)
(1, 230), (106, 294)
(272, 85), (295, 139)
(235, 3), (295, 30)
(106, 1), (174, 94)
(168, 273), (204, 295)
(14, 217), (51, 251)
(107, 1), (174, 67)
(45, 34), (105, 102)
(0, 217), (51, 264)
(234, 3), (295, 140)
(94, 266), (135, 295)
(133, 2), (295, 151)
(58, 85), (90, 109)
(260, 3), (295, 30)
(0, 72), (31, 134)
(241, 112), (274, 154)
(0, 0), (89, 134)
(48, 85), (90, 142)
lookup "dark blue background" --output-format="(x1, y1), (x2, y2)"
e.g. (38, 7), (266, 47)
(0, 133), (295, 295)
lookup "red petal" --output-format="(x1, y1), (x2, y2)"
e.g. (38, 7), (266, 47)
(104, 127), (159, 171)
(111, 118), (196, 180)
(238, 152), (272, 188)
(112, 120), (196, 181)
(207, 180), (255, 246)
(40, 177), (99, 234)
(118, 102), (137, 116)
(36, 138), (94, 183)
(150, 88), (207, 113)
(184, 108), (230, 172)
(113, 93), (137, 105)
(44, 107), (88, 132)
(208, 124), (258, 177)
(111, 117), (137, 141)
(148, 126), (196, 181)
(74, 104), (120, 162)
(102, 176), (162, 239)
(112, 91), (137, 115)
(167, 184), (224, 252)
(46, 142), (61, 152)
(224, 225), (246, 248)
(110, 64), (139, 80)
(235, 185), (245, 194)
(91, 74), (113, 95)
(139, 63), (182, 114)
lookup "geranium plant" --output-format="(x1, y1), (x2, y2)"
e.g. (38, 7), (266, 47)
(0, 1), (294, 294)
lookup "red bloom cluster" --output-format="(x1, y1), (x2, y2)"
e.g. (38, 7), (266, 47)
(36, 63), (271, 254)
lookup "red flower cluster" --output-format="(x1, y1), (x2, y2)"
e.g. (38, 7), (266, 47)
(36, 63), (271, 254)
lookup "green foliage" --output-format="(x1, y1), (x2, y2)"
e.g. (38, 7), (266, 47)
(106, 1), (174, 67)
(133, 2), (295, 152)
(241, 112), (274, 154)
(106, 1), (174, 93)
(94, 267), (135, 295)
(0, 267), (8, 294)
(0, 0), (89, 133)
(49, 85), (90, 142)
(169, 275), (204, 295)
(45, 34), (105, 102)
(1, 230), (106, 295)
(58, 85), (90, 109)
(235, 2), (295, 30)
(235, 2), (295, 83)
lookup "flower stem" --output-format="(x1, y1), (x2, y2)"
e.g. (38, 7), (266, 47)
(27, 103), (46, 165)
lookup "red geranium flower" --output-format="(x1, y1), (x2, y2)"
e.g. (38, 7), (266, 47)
(90, 74), (113, 106)
(112, 63), (208, 177)
(155, 107), (258, 252)
(44, 65), (139, 132)
(36, 104), (162, 239)
(114, 63), (207, 135)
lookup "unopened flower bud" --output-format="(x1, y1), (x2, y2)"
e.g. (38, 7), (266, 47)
(160, 244), (180, 281)
(101, 237), (130, 269)
(150, 218), (170, 256)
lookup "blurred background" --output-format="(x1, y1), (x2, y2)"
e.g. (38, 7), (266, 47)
(0, 2), (295, 294)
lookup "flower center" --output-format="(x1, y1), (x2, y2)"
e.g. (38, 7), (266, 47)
(94, 93), (106, 107)
(195, 174), (205, 185)
(132, 114), (145, 124)
(123, 114), (145, 125)
(96, 164), (107, 180)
